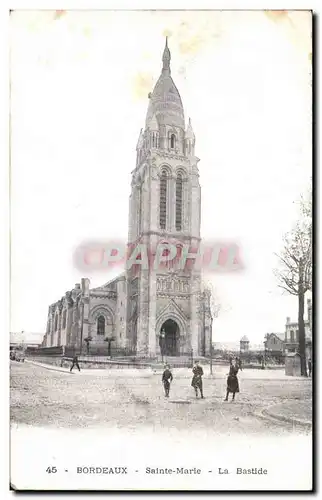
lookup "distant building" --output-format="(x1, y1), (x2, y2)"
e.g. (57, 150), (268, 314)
(284, 297), (312, 358)
(10, 332), (43, 350)
(212, 341), (239, 352)
(264, 333), (285, 354)
(240, 335), (250, 352)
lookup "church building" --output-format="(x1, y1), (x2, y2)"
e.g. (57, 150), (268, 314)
(42, 39), (212, 358)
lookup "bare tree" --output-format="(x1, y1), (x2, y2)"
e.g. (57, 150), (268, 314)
(274, 189), (312, 376)
(204, 282), (225, 318)
(203, 282), (231, 373)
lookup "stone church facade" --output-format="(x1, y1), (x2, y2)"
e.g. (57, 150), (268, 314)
(42, 39), (212, 358)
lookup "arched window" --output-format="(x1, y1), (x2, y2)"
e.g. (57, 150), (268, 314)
(175, 173), (183, 231)
(170, 134), (176, 149)
(290, 330), (294, 342)
(54, 314), (58, 331)
(97, 315), (105, 336)
(159, 170), (167, 229)
(152, 133), (155, 147)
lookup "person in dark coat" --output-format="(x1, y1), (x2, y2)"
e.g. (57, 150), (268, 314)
(191, 361), (204, 398)
(308, 359), (312, 377)
(224, 359), (239, 401)
(162, 364), (173, 397)
(70, 354), (81, 372)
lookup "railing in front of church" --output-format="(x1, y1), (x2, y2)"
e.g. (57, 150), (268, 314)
(24, 345), (195, 366)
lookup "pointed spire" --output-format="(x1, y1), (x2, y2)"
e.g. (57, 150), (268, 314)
(162, 36), (171, 75)
(185, 117), (195, 140)
(136, 128), (144, 150)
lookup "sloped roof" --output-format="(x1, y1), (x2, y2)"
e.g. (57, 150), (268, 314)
(267, 332), (285, 341)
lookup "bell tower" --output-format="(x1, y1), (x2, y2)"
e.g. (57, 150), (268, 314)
(126, 39), (210, 358)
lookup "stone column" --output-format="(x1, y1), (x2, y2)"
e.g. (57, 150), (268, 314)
(81, 278), (90, 342)
(190, 273), (202, 357)
(57, 306), (62, 346)
(136, 267), (149, 356)
(128, 186), (135, 243)
(71, 300), (80, 348)
(190, 171), (201, 238)
(50, 308), (55, 347)
(148, 270), (157, 356)
(149, 164), (159, 233)
(136, 184), (141, 237)
(168, 174), (174, 232)
(65, 304), (72, 346)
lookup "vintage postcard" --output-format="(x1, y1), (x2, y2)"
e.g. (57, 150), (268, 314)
(9, 9), (313, 491)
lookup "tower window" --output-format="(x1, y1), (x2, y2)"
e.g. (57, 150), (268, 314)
(97, 315), (105, 336)
(176, 173), (183, 231)
(159, 171), (167, 229)
(54, 314), (58, 331)
(170, 134), (176, 149)
(290, 330), (294, 342)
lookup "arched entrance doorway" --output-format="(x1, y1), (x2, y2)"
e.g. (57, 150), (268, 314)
(160, 319), (179, 356)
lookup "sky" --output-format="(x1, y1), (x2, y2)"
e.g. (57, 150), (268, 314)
(10, 10), (312, 343)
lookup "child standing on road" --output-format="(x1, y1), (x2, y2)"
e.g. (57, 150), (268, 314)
(224, 359), (239, 401)
(191, 360), (204, 399)
(162, 364), (173, 398)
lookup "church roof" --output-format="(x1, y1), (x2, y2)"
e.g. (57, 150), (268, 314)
(240, 335), (249, 342)
(145, 38), (185, 130)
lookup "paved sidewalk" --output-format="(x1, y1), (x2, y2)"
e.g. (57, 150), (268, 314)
(263, 401), (312, 427)
(25, 360), (75, 374)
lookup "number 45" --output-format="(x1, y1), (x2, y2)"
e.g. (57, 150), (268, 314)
(46, 466), (57, 473)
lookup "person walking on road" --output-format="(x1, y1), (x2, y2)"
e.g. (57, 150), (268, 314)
(70, 354), (81, 372)
(224, 359), (239, 401)
(162, 364), (173, 398)
(191, 360), (204, 399)
(308, 358), (312, 377)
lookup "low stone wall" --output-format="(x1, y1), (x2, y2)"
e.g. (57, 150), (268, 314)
(26, 355), (285, 371)
(26, 356), (63, 367)
(26, 356), (151, 370)
(241, 364), (285, 370)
